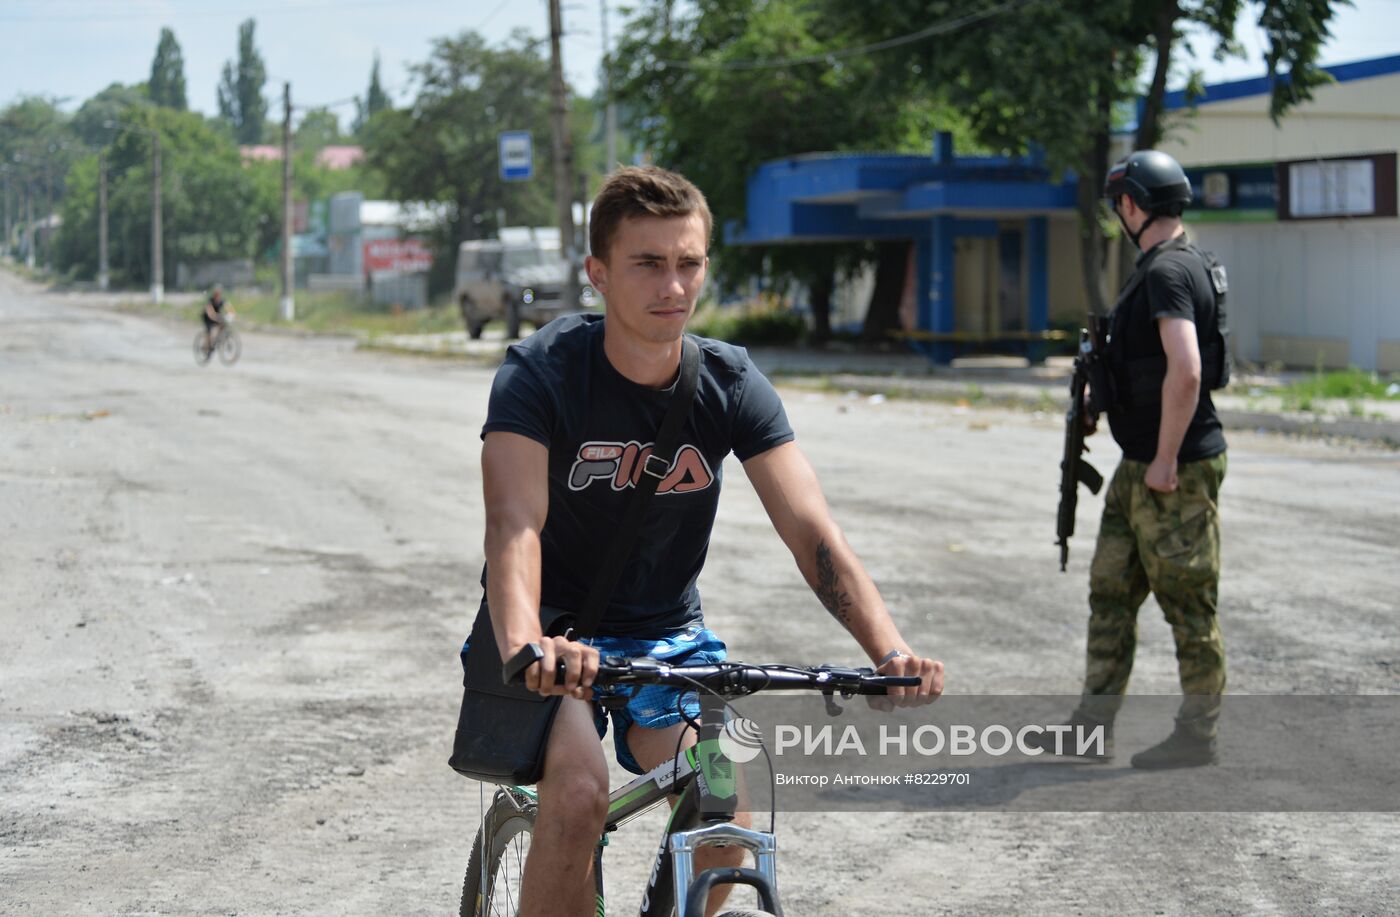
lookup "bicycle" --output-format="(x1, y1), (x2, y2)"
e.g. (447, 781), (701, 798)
(194, 313), (241, 366)
(461, 650), (918, 917)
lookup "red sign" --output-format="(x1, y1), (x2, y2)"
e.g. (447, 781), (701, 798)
(363, 239), (434, 274)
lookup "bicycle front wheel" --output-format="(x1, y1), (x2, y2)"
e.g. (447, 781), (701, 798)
(461, 793), (536, 917)
(217, 329), (241, 365)
(193, 331), (212, 365)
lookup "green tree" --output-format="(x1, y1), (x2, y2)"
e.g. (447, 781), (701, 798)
(54, 107), (278, 286)
(70, 83), (151, 148)
(148, 27), (188, 111)
(217, 18), (269, 144)
(353, 53), (392, 137)
(361, 29), (567, 297)
(0, 96), (71, 166)
(0, 96), (76, 265)
(614, 0), (970, 340)
(295, 107), (342, 151)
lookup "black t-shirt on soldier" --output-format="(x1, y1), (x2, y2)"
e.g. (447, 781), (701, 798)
(1106, 235), (1228, 464)
(481, 313), (795, 637)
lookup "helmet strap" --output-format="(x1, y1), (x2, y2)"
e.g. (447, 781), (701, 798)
(1118, 210), (1159, 250)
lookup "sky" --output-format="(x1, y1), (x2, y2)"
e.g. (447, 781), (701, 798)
(0, 0), (1397, 130)
(0, 0), (609, 126)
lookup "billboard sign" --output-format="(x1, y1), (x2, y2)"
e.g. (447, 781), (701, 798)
(363, 239), (434, 275)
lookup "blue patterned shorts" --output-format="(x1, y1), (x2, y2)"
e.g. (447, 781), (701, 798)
(458, 624), (727, 775)
(583, 625), (728, 774)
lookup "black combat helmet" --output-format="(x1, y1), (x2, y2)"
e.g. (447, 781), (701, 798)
(1104, 150), (1192, 214)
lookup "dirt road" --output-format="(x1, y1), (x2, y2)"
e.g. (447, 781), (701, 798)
(2, 271), (1396, 915)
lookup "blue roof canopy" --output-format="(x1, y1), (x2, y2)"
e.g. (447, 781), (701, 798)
(726, 135), (1076, 246)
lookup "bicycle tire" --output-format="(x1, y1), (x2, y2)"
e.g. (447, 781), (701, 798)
(461, 794), (536, 917)
(193, 331), (212, 366)
(217, 329), (241, 365)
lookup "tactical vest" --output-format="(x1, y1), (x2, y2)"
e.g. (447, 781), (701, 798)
(1103, 235), (1231, 412)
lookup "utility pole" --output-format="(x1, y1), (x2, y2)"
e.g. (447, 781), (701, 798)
(151, 131), (163, 304)
(24, 179), (35, 270)
(280, 82), (294, 321)
(43, 159), (53, 271)
(2, 167), (11, 258)
(548, 0), (580, 311)
(577, 171), (590, 259)
(98, 149), (109, 291)
(601, 0), (617, 173)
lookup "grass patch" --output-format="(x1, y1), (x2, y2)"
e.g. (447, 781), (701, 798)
(1279, 367), (1400, 412)
(3, 261), (55, 285)
(231, 291), (462, 337)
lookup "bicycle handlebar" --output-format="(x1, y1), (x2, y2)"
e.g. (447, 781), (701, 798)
(502, 642), (921, 696)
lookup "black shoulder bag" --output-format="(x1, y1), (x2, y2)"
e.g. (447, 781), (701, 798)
(448, 337), (701, 785)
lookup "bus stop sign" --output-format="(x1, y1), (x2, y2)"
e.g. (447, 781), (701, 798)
(499, 131), (533, 182)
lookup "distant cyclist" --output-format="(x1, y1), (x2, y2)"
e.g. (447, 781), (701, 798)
(202, 285), (230, 356)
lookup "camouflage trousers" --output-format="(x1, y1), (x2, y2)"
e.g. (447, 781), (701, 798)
(1080, 453), (1227, 737)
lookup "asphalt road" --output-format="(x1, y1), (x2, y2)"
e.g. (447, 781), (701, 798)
(2, 270), (1397, 916)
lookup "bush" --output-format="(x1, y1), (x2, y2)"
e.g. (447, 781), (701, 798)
(689, 296), (806, 346)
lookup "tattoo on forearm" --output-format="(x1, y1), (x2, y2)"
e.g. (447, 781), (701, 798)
(815, 540), (853, 628)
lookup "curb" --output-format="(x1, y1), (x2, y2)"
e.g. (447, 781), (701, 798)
(783, 372), (1400, 448)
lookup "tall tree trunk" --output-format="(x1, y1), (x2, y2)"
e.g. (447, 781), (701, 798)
(1118, 0), (1181, 283)
(808, 271), (832, 345)
(859, 241), (907, 344)
(1136, 0), (1180, 151)
(1078, 77), (1114, 322)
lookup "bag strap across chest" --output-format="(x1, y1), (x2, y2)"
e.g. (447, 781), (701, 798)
(572, 336), (701, 639)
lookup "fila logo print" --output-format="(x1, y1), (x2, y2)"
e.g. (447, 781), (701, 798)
(568, 441), (715, 494)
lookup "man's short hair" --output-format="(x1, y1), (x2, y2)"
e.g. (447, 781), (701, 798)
(588, 166), (712, 262)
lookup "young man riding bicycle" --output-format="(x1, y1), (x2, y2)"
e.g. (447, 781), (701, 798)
(473, 165), (943, 917)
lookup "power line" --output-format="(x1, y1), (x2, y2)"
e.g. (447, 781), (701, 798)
(294, 96), (359, 113)
(652, 0), (1037, 72)
(476, 0), (514, 32)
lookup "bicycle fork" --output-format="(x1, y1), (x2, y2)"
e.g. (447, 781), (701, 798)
(668, 822), (781, 917)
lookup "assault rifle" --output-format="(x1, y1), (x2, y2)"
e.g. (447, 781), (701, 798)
(1057, 322), (1107, 571)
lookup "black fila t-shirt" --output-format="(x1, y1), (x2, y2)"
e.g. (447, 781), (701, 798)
(480, 313), (795, 636)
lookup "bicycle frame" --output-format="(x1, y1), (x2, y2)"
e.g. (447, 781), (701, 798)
(489, 694), (782, 917)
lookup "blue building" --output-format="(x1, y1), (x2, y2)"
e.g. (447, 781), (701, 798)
(726, 133), (1081, 364)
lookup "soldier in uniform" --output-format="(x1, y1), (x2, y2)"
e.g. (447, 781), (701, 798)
(1038, 150), (1230, 769)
